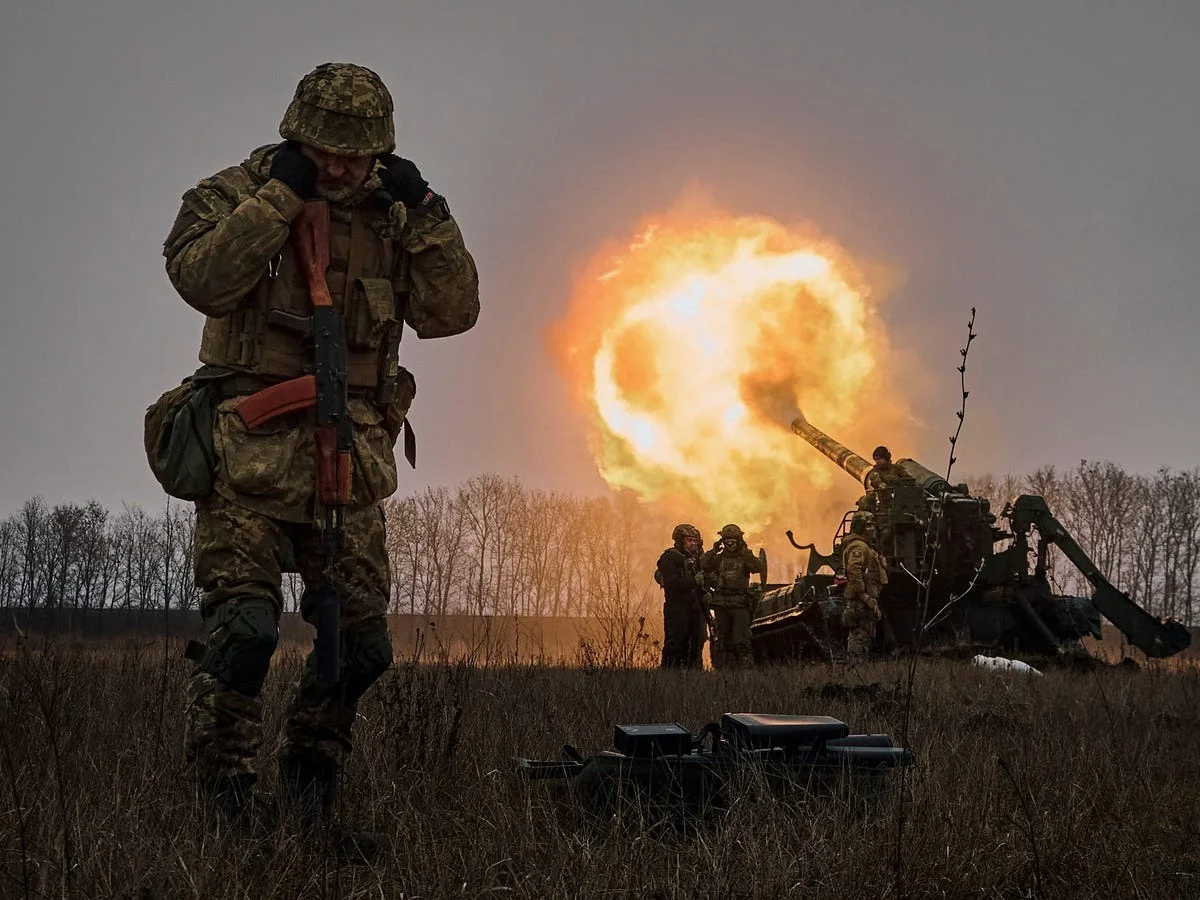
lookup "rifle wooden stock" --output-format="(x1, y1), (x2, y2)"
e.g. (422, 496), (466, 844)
(313, 425), (352, 506)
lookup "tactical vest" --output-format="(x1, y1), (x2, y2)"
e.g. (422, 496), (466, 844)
(198, 180), (406, 392)
(656, 547), (698, 590)
(712, 548), (754, 594)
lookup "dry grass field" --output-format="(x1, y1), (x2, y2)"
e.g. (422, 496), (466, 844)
(2, 636), (1199, 899)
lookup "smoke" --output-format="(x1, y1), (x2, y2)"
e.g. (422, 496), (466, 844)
(546, 197), (920, 574)
(742, 377), (804, 434)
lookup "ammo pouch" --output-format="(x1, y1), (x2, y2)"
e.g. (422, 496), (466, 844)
(345, 277), (397, 350)
(345, 275), (417, 468)
(143, 366), (231, 501)
(380, 365), (417, 470)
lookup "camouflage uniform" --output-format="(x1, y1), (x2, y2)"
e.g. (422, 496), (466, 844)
(655, 524), (707, 669)
(864, 461), (905, 493)
(165, 64), (479, 810)
(701, 525), (763, 669)
(863, 448), (908, 555)
(841, 531), (888, 658)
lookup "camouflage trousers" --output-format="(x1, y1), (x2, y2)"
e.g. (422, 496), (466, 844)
(184, 492), (393, 785)
(661, 596), (707, 669)
(842, 594), (881, 658)
(710, 595), (754, 669)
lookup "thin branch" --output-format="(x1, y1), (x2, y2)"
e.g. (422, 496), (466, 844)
(893, 307), (978, 900)
(923, 559), (986, 632)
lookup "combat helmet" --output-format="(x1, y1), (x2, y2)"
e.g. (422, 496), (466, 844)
(872, 446), (892, 462)
(671, 523), (702, 547)
(280, 63), (395, 156)
(719, 524), (745, 540)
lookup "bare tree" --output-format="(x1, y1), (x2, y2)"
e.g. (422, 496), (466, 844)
(1063, 460), (1139, 596)
(0, 518), (17, 609)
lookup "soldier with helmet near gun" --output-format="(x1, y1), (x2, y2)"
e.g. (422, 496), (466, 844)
(153, 62), (479, 847)
(702, 524), (766, 669)
(841, 511), (889, 658)
(655, 523), (709, 669)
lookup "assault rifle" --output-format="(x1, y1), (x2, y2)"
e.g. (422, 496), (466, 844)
(294, 200), (351, 691)
(232, 200), (349, 690)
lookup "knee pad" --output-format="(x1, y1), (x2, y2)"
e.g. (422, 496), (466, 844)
(341, 618), (393, 704)
(202, 598), (279, 696)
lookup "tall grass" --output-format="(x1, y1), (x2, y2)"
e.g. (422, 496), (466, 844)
(0, 634), (1197, 898)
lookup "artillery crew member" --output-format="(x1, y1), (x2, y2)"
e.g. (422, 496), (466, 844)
(841, 513), (888, 658)
(864, 446), (904, 491)
(655, 524), (708, 669)
(863, 445), (910, 554)
(162, 63), (479, 836)
(702, 524), (763, 668)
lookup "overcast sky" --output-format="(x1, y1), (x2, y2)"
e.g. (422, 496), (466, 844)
(0, 0), (1197, 515)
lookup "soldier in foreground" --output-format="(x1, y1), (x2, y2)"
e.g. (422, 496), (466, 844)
(162, 63), (479, 839)
(655, 524), (708, 669)
(702, 524), (763, 668)
(841, 513), (888, 658)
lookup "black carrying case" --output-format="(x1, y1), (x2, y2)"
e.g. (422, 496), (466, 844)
(721, 713), (850, 750)
(613, 723), (693, 758)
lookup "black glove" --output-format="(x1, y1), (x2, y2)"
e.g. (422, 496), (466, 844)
(377, 153), (433, 207)
(269, 141), (318, 199)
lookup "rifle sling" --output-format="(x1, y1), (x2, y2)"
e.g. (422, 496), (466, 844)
(387, 248), (416, 468)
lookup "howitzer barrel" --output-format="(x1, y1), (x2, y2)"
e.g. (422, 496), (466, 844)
(896, 459), (964, 496)
(791, 414), (966, 497)
(790, 416), (874, 486)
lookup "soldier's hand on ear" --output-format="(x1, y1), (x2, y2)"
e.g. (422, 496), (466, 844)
(377, 153), (432, 207)
(269, 141), (318, 199)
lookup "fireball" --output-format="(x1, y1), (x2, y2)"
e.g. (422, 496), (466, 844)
(547, 201), (913, 553)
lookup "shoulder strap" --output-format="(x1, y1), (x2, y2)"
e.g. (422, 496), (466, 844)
(343, 209), (368, 305)
(375, 242), (416, 468)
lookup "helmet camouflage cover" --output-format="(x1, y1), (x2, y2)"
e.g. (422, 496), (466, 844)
(672, 523), (702, 545)
(850, 512), (873, 534)
(279, 63), (395, 156)
(719, 524), (745, 540)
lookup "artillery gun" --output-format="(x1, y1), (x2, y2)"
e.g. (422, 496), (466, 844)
(751, 415), (1192, 664)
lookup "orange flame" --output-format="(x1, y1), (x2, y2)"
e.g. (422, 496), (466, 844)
(548, 200), (914, 561)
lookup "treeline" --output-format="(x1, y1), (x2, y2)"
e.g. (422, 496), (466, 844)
(1, 462), (1197, 625)
(969, 461), (1200, 624)
(0, 475), (659, 621)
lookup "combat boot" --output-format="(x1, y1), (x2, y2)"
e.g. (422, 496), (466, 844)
(278, 753), (336, 821)
(278, 754), (387, 862)
(197, 773), (277, 836)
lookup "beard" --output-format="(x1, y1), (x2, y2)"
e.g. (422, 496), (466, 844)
(316, 177), (369, 205)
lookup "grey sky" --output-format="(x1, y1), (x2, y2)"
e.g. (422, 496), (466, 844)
(1, 1), (1197, 515)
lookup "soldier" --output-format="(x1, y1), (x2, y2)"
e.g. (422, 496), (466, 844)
(864, 446), (905, 491)
(655, 524), (708, 669)
(163, 63), (479, 837)
(841, 513), (888, 658)
(701, 524), (763, 668)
